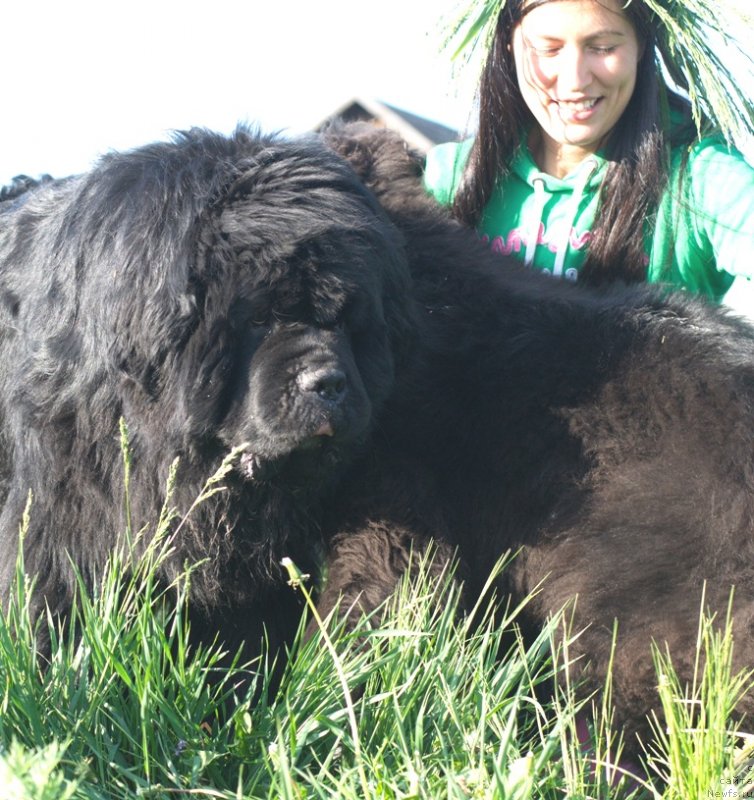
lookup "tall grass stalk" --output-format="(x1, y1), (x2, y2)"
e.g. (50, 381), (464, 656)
(647, 588), (754, 799)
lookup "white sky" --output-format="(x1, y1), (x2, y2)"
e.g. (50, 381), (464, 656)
(1, 0), (480, 185)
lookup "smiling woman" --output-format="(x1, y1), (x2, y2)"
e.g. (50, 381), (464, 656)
(513, 0), (641, 177)
(425, 0), (754, 299)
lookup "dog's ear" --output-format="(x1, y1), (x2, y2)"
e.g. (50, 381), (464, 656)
(321, 122), (425, 204)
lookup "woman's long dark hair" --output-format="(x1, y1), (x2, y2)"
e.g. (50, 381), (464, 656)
(452, 0), (693, 284)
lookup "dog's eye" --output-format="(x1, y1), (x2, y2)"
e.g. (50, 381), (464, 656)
(229, 297), (271, 334)
(228, 316), (268, 340)
(246, 321), (272, 344)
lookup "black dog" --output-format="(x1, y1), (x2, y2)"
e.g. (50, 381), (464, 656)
(0, 127), (413, 661)
(319, 123), (754, 748)
(4, 123), (754, 752)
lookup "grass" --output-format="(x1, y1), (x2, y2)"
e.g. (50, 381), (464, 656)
(1, 458), (753, 798)
(647, 591), (754, 799)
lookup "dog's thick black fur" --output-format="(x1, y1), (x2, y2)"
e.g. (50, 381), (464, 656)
(320, 123), (754, 747)
(0, 127), (413, 661)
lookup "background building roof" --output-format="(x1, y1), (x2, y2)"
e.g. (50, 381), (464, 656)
(314, 97), (459, 152)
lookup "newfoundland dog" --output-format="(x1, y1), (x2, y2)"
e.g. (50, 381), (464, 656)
(4, 122), (754, 752)
(0, 127), (413, 660)
(319, 123), (754, 748)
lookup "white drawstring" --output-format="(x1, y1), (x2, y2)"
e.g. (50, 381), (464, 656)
(524, 178), (548, 267)
(552, 157), (599, 277)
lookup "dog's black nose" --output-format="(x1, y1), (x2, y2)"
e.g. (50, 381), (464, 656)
(299, 367), (347, 402)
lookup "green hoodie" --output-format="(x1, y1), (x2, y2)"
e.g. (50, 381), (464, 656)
(424, 136), (754, 301)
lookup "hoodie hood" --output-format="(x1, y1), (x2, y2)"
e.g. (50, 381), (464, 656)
(511, 146), (607, 194)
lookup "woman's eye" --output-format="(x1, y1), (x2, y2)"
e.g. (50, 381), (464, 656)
(528, 43), (560, 57)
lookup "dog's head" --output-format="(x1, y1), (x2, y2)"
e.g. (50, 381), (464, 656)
(99, 128), (416, 485)
(0, 127), (417, 492)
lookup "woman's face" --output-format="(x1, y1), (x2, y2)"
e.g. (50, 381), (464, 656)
(512, 0), (641, 173)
